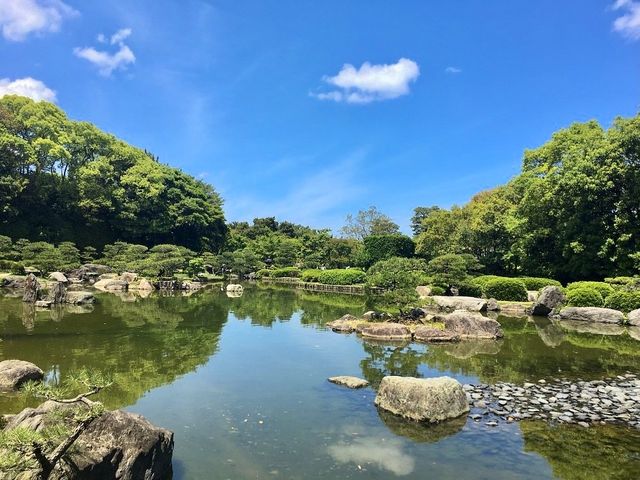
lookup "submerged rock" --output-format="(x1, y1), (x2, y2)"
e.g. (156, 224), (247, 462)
(0, 359), (44, 391)
(375, 376), (469, 423)
(431, 296), (487, 312)
(531, 286), (566, 317)
(414, 327), (460, 343)
(443, 310), (503, 339)
(4, 400), (174, 479)
(328, 376), (369, 389)
(557, 307), (625, 324)
(361, 323), (412, 341)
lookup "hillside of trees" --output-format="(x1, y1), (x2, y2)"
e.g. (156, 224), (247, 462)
(0, 95), (226, 252)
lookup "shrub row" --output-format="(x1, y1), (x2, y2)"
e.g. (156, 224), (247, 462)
(470, 276), (529, 301)
(301, 268), (366, 285)
(565, 285), (640, 312)
(566, 281), (614, 299)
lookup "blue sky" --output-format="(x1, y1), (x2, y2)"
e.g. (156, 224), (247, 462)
(1, 0), (638, 233)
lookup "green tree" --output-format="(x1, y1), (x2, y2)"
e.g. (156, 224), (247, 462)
(341, 206), (399, 240)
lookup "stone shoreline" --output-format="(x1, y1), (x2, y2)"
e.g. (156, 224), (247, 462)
(463, 373), (640, 429)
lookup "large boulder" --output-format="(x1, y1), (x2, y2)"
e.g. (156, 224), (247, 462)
(361, 323), (412, 341)
(130, 278), (155, 291)
(4, 401), (174, 479)
(443, 310), (503, 339)
(48, 281), (67, 304)
(328, 376), (369, 389)
(93, 278), (129, 292)
(628, 309), (640, 326)
(416, 285), (432, 299)
(0, 275), (26, 288)
(22, 273), (41, 303)
(326, 314), (359, 333)
(374, 376), (469, 423)
(121, 272), (138, 283)
(65, 291), (95, 305)
(48, 272), (68, 283)
(414, 327), (459, 343)
(557, 307), (625, 324)
(531, 286), (566, 316)
(431, 296), (487, 312)
(0, 360), (44, 391)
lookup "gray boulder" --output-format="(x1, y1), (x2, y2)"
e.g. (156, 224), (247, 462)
(486, 298), (500, 311)
(48, 281), (67, 304)
(414, 327), (460, 343)
(374, 376), (469, 423)
(527, 290), (539, 302)
(93, 278), (128, 291)
(431, 296), (487, 312)
(416, 285), (432, 299)
(443, 310), (503, 339)
(361, 323), (412, 341)
(558, 307), (625, 324)
(0, 275), (26, 288)
(48, 272), (68, 283)
(4, 400), (174, 479)
(531, 286), (566, 316)
(22, 273), (41, 303)
(628, 309), (640, 326)
(328, 376), (369, 389)
(326, 314), (359, 333)
(65, 291), (95, 305)
(0, 360), (44, 391)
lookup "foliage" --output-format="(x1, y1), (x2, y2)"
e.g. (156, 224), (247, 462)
(300, 269), (322, 282)
(517, 276), (562, 290)
(366, 257), (427, 309)
(457, 281), (483, 298)
(482, 277), (528, 301)
(427, 254), (473, 289)
(269, 267), (301, 278)
(341, 206), (399, 240)
(0, 95), (226, 251)
(362, 233), (415, 267)
(566, 281), (614, 299)
(604, 290), (640, 313)
(314, 269), (366, 285)
(410, 206), (441, 236)
(429, 285), (446, 296)
(566, 287), (604, 307)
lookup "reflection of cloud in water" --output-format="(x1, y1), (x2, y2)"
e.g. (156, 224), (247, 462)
(328, 437), (415, 476)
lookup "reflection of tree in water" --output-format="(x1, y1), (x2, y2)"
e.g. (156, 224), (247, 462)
(377, 408), (466, 443)
(360, 341), (430, 388)
(521, 421), (640, 480)
(0, 291), (230, 413)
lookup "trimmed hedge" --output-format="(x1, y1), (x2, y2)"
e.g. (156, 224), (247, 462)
(255, 269), (272, 279)
(316, 269), (366, 285)
(363, 234), (415, 266)
(470, 275), (503, 290)
(604, 291), (640, 313)
(605, 276), (636, 286)
(482, 278), (528, 301)
(301, 269), (323, 282)
(566, 287), (604, 307)
(517, 276), (562, 290)
(270, 267), (301, 278)
(566, 281), (614, 299)
(457, 281), (483, 298)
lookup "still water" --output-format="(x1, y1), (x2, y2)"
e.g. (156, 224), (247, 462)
(1, 285), (639, 479)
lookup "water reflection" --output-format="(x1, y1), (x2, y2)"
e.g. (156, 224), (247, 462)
(328, 436), (415, 476)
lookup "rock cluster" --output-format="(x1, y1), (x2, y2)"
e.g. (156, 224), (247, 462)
(463, 374), (640, 429)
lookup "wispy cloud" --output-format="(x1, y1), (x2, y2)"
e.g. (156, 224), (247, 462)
(74, 28), (136, 76)
(328, 437), (415, 476)
(0, 0), (77, 41)
(612, 0), (640, 39)
(0, 77), (56, 101)
(445, 66), (462, 74)
(313, 58), (420, 104)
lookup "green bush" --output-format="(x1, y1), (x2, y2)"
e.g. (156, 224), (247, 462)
(366, 257), (427, 308)
(457, 281), (483, 298)
(430, 285), (446, 296)
(301, 269), (323, 282)
(566, 287), (604, 307)
(0, 260), (24, 275)
(517, 276), (562, 290)
(566, 281), (614, 299)
(270, 267), (301, 278)
(316, 269), (366, 285)
(482, 278), (528, 301)
(470, 275), (503, 290)
(362, 234), (415, 266)
(605, 276), (636, 286)
(255, 269), (272, 279)
(604, 291), (640, 313)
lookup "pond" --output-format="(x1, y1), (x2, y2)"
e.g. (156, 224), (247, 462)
(1, 285), (639, 479)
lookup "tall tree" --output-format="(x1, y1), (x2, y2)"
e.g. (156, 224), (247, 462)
(341, 206), (399, 240)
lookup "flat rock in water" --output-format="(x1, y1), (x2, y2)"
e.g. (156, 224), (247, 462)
(0, 360), (44, 391)
(558, 307), (625, 324)
(328, 376), (369, 389)
(414, 327), (460, 343)
(443, 310), (503, 339)
(432, 296), (488, 312)
(375, 376), (469, 422)
(361, 323), (411, 341)
(327, 314), (359, 333)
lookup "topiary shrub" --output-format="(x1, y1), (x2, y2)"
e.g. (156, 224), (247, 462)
(470, 275), (503, 291)
(566, 281), (614, 299)
(255, 269), (272, 279)
(270, 267), (301, 278)
(517, 277), (562, 290)
(604, 290), (640, 313)
(566, 287), (604, 307)
(362, 234), (415, 266)
(316, 269), (366, 285)
(301, 269), (323, 282)
(605, 276), (636, 287)
(482, 278), (528, 301)
(457, 281), (483, 298)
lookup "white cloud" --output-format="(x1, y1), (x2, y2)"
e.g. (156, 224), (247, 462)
(313, 58), (420, 104)
(74, 28), (136, 76)
(0, 0), (77, 41)
(328, 437), (415, 476)
(0, 77), (56, 101)
(445, 66), (462, 74)
(612, 0), (640, 39)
